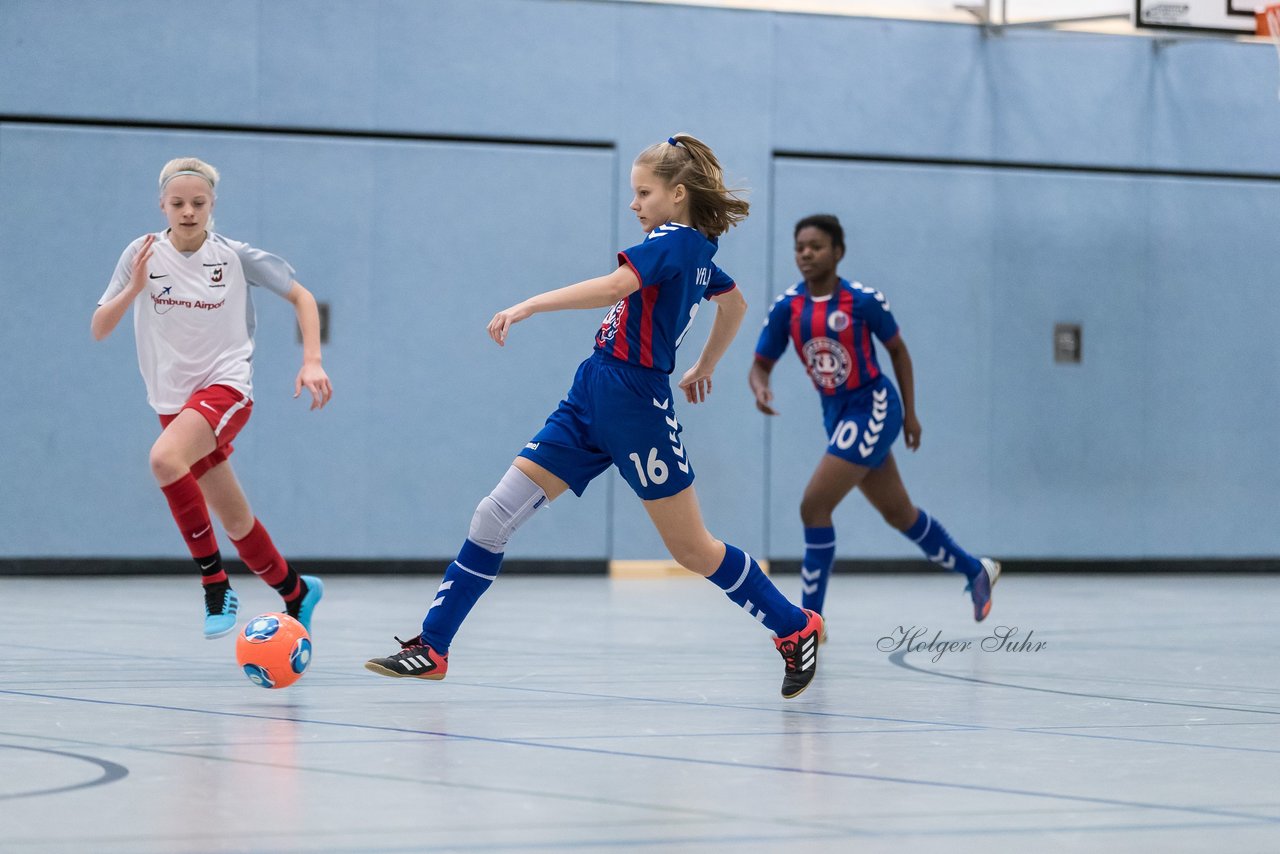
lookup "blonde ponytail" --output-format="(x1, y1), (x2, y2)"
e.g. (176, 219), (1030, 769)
(634, 134), (749, 238)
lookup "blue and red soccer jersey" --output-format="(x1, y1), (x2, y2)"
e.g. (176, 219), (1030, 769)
(521, 223), (737, 499)
(595, 223), (736, 374)
(754, 278), (899, 397)
(755, 278), (904, 468)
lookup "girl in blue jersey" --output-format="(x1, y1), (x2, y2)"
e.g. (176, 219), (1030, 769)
(367, 135), (823, 698)
(750, 214), (999, 629)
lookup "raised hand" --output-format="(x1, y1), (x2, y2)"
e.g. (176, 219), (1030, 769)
(128, 233), (157, 295)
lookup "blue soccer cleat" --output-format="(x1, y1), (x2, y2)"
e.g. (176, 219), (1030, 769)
(288, 574), (324, 634)
(203, 587), (239, 639)
(966, 557), (1002, 622)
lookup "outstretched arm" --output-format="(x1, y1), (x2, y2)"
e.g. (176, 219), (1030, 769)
(884, 334), (919, 450)
(488, 264), (640, 346)
(285, 281), (333, 410)
(678, 287), (748, 404)
(91, 234), (154, 341)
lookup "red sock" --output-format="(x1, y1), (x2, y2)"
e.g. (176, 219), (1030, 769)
(160, 473), (219, 561)
(232, 519), (302, 600)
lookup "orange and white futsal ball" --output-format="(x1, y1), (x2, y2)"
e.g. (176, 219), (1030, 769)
(235, 613), (312, 689)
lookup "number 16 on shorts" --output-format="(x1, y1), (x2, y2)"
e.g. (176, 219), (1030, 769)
(621, 398), (696, 499)
(628, 447), (669, 487)
(626, 437), (693, 497)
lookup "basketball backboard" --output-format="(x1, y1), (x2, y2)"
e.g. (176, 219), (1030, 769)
(1135, 0), (1258, 33)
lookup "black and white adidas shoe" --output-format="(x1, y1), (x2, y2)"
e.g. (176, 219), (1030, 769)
(773, 609), (823, 699)
(364, 635), (449, 680)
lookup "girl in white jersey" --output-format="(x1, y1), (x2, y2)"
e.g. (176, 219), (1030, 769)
(92, 157), (333, 639)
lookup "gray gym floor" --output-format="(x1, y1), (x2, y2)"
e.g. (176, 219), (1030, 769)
(2, 572), (1278, 853)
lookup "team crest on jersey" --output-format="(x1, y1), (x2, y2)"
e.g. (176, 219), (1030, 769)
(827, 310), (850, 332)
(598, 298), (626, 342)
(802, 338), (852, 389)
(209, 267), (224, 284)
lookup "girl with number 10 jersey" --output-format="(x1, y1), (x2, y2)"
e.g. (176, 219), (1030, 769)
(751, 214), (1000, 632)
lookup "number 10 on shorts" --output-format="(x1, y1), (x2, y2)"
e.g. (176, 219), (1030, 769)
(829, 420), (861, 451)
(628, 447), (669, 487)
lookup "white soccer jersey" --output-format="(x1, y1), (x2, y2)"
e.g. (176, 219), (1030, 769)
(100, 231), (296, 414)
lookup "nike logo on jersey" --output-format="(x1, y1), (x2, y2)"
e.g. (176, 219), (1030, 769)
(149, 273), (168, 279)
(525, 442), (539, 451)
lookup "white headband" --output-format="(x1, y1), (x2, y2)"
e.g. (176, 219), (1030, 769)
(160, 170), (215, 192)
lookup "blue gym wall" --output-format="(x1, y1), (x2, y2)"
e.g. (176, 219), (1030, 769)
(1, 0), (1277, 563)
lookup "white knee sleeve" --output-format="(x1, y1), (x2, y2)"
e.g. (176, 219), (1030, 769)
(468, 466), (549, 553)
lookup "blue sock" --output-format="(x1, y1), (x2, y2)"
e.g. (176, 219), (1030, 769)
(707, 544), (807, 637)
(801, 525), (836, 614)
(903, 509), (980, 581)
(420, 539), (502, 652)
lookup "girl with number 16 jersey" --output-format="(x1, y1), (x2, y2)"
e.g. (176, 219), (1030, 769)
(366, 134), (824, 699)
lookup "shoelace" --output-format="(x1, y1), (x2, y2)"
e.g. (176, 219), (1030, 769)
(204, 586), (230, 615)
(394, 635), (424, 651)
(285, 578), (310, 619)
(777, 640), (800, 672)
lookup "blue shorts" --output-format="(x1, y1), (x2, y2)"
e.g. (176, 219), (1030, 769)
(519, 351), (695, 500)
(820, 377), (902, 469)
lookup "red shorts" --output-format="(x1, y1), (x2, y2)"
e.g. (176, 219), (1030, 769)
(158, 385), (254, 480)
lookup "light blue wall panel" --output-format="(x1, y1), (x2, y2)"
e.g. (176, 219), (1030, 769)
(0, 1), (263, 123)
(0, 124), (615, 559)
(771, 17), (996, 160)
(769, 14), (1279, 175)
(987, 32), (1150, 167)
(769, 157), (1280, 559)
(8, 2), (1277, 176)
(0, 0), (623, 141)
(987, 170), (1150, 557)
(1146, 39), (1280, 175)
(1140, 178), (1280, 554)
(365, 0), (620, 140)
(0, 125), (266, 557)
